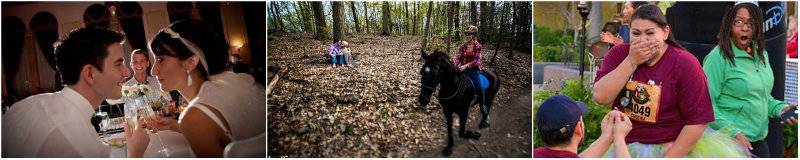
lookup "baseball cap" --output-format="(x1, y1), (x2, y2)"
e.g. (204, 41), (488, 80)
(535, 95), (589, 135)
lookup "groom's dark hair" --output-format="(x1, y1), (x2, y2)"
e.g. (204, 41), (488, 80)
(54, 28), (124, 85)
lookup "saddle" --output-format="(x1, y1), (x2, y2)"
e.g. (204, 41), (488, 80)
(465, 72), (490, 91)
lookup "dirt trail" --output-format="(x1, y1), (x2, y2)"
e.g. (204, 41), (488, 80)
(268, 32), (531, 157)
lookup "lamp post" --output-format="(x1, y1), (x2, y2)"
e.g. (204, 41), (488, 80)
(577, 1), (590, 83)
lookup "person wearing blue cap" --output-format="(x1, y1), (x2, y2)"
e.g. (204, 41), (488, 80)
(534, 95), (632, 158)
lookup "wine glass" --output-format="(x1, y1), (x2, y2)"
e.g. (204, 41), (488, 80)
(139, 99), (172, 157)
(98, 108), (125, 148)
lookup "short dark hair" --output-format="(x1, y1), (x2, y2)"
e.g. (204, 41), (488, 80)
(54, 28), (125, 85)
(538, 118), (579, 147)
(630, 1), (650, 10)
(149, 19), (229, 79)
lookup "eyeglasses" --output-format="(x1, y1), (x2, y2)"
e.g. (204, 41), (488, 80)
(733, 19), (753, 28)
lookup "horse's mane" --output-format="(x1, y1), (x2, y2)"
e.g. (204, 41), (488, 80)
(428, 50), (457, 73)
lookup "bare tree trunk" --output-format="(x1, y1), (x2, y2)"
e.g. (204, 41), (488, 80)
(381, 2), (392, 36)
(470, 2), (478, 26)
(479, 2), (496, 43)
(364, 2), (369, 34)
(303, 2), (315, 34)
(404, 2), (409, 36)
(421, 1), (434, 50)
(311, 1), (327, 40)
(492, 2), (511, 64)
(350, 2), (361, 33)
(269, 2), (284, 31)
(413, 2), (418, 35)
(446, 2), (456, 54)
(332, 2), (345, 42)
(292, 2), (303, 32)
(453, 2), (461, 40)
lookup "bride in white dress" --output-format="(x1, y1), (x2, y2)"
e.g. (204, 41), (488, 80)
(125, 19), (265, 157)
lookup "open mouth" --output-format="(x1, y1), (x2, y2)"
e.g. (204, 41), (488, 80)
(737, 36), (751, 47)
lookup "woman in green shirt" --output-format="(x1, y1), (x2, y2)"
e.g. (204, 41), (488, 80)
(702, 3), (797, 158)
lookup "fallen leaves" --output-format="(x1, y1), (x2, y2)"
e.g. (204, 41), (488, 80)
(267, 32), (532, 157)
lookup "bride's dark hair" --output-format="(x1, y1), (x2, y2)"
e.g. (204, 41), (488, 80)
(149, 19), (229, 79)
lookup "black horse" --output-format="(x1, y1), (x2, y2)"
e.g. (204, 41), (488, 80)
(417, 50), (500, 157)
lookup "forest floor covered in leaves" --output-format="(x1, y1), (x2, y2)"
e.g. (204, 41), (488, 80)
(267, 32), (532, 158)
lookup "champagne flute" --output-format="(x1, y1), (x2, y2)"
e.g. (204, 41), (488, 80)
(139, 100), (172, 157)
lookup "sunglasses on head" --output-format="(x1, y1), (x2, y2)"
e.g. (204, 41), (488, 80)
(465, 32), (475, 36)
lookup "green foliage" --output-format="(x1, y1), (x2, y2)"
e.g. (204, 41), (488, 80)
(533, 79), (610, 152)
(533, 26), (578, 63)
(533, 45), (562, 62)
(534, 26), (572, 46)
(783, 122), (798, 157)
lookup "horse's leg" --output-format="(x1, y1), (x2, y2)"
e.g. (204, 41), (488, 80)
(479, 96), (492, 129)
(442, 109), (455, 157)
(479, 73), (499, 129)
(458, 109), (481, 140)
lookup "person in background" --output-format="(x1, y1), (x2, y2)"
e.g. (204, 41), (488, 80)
(702, 2), (798, 158)
(124, 49), (172, 113)
(328, 41), (342, 68)
(534, 95), (632, 158)
(600, 1), (650, 46)
(340, 41), (355, 67)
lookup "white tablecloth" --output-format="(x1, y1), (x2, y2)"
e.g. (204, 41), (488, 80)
(109, 130), (194, 158)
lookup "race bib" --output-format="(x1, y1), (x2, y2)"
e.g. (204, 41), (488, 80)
(619, 80), (661, 123)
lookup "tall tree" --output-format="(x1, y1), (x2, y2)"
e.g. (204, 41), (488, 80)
(479, 2), (496, 43)
(381, 2), (392, 36)
(470, 2), (478, 26)
(492, 2), (512, 63)
(311, 1), (326, 40)
(269, 2), (284, 30)
(404, 2), (409, 35)
(293, 2), (303, 32)
(364, 2), (369, 34)
(413, 2), (418, 35)
(350, 2), (361, 33)
(509, 2), (531, 58)
(332, 2), (345, 42)
(301, 2), (315, 34)
(446, 2), (456, 54)
(421, 1), (434, 50)
(453, 2), (461, 40)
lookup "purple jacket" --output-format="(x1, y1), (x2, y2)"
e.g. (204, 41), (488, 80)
(454, 41), (482, 68)
(328, 44), (339, 56)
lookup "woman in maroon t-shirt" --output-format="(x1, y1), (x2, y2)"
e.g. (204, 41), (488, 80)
(592, 4), (748, 158)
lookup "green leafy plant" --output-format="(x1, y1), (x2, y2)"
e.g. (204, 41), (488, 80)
(783, 122), (798, 157)
(534, 45), (562, 62)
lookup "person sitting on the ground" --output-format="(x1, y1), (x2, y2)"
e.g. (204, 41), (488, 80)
(534, 95), (632, 158)
(328, 41), (342, 67)
(340, 41), (354, 67)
